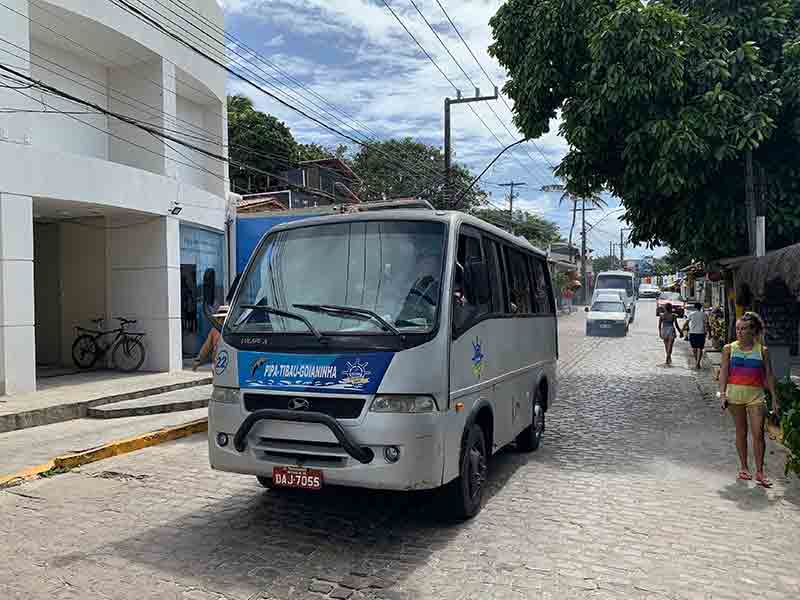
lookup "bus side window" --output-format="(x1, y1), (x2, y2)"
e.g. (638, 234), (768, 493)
(453, 233), (489, 333)
(483, 238), (506, 313)
(505, 247), (533, 314)
(529, 256), (554, 314)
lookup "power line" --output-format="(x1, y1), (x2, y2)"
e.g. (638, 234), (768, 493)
(389, 0), (552, 192)
(113, 0), (461, 194)
(433, 0), (557, 172)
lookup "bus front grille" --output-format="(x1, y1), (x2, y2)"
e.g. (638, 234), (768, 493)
(243, 393), (365, 419)
(254, 437), (349, 466)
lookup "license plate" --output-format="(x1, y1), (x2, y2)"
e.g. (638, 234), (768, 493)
(599, 324), (612, 329)
(272, 466), (323, 490)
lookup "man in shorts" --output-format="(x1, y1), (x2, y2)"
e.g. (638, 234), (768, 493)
(684, 302), (709, 369)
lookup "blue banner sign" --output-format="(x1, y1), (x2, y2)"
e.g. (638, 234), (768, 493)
(238, 351), (394, 395)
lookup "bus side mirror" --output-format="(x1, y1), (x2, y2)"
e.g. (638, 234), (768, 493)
(584, 307), (590, 313)
(465, 260), (490, 305)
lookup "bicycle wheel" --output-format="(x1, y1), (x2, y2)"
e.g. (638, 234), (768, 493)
(72, 335), (99, 369)
(112, 337), (146, 372)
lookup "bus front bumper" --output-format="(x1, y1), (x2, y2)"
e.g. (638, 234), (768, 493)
(208, 401), (445, 491)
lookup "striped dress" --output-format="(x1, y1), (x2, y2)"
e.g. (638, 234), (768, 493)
(726, 341), (767, 406)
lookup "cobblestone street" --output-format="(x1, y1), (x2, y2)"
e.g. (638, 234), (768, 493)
(2, 300), (799, 600)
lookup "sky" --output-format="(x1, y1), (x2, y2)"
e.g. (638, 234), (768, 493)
(218, 0), (665, 260)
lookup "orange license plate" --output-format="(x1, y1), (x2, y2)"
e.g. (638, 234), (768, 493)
(272, 466), (323, 490)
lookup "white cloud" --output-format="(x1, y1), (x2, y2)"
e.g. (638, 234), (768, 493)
(264, 34), (285, 47)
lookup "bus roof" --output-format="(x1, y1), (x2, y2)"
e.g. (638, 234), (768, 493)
(596, 270), (635, 277)
(266, 209), (548, 257)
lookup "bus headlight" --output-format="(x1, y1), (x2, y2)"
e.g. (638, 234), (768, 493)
(211, 387), (239, 404)
(370, 395), (437, 413)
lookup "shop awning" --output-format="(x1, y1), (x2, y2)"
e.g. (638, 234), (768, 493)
(728, 243), (800, 301)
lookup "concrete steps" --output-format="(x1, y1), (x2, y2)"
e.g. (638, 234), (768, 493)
(88, 385), (211, 419)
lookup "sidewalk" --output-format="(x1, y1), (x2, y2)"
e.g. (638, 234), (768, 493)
(0, 407), (208, 476)
(0, 369), (211, 433)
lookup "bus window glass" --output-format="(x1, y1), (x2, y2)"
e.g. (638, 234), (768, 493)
(506, 248), (533, 314)
(227, 221), (446, 334)
(530, 257), (554, 314)
(484, 238), (505, 313)
(453, 233), (488, 332)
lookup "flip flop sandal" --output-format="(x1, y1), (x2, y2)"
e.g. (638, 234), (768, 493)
(755, 475), (772, 488)
(737, 470), (752, 481)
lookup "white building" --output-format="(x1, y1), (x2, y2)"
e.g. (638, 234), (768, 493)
(0, 0), (232, 395)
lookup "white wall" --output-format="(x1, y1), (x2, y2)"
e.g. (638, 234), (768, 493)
(108, 216), (180, 371)
(175, 94), (211, 192)
(108, 60), (165, 175)
(33, 222), (61, 365)
(59, 220), (107, 365)
(0, 193), (36, 394)
(29, 38), (109, 160)
(0, 0), (34, 144)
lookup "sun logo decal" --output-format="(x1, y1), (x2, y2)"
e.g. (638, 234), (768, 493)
(341, 359), (372, 387)
(471, 338), (485, 379)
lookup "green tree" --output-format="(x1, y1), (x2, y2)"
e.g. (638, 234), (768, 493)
(350, 138), (484, 210)
(227, 94), (299, 194)
(471, 208), (561, 248)
(592, 254), (620, 274)
(490, 0), (800, 261)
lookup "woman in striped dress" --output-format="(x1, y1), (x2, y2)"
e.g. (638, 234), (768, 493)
(718, 312), (780, 487)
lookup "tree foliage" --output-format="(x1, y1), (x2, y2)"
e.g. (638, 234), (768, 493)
(490, 0), (800, 261)
(350, 138), (484, 210)
(227, 94), (300, 194)
(471, 208), (561, 248)
(592, 254), (620, 274)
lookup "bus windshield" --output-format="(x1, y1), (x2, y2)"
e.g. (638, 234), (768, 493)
(596, 275), (634, 295)
(227, 220), (446, 335)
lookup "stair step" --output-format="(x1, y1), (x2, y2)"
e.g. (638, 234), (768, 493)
(88, 385), (212, 419)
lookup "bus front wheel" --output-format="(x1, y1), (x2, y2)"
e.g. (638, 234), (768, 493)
(441, 424), (488, 521)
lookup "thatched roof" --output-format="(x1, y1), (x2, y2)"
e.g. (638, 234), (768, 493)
(729, 243), (800, 302)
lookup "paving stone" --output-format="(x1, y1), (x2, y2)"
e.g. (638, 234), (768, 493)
(329, 588), (353, 600)
(308, 582), (334, 594)
(1, 304), (799, 600)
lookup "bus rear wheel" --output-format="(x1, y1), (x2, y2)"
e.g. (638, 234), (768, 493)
(441, 424), (488, 521)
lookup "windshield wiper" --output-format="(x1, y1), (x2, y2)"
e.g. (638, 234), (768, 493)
(293, 304), (403, 338)
(239, 304), (325, 341)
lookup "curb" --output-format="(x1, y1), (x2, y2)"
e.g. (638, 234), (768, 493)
(0, 377), (212, 434)
(0, 418), (208, 489)
(87, 397), (210, 419)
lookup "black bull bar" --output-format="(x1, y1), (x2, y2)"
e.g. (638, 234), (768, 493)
(233, 409), (375, 464)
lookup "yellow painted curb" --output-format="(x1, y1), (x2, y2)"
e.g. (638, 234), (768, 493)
(0, 418), (207, 488)
(0, 461), (56, 489)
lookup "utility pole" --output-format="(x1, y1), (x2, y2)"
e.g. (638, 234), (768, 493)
(745, 150), (756, 255)
(619, 228), (632, 267)
(756, 164), (767, 257)
(498, 181), (526, 234)
(444, 87), (499, 206)
(581, 198), (588, 304)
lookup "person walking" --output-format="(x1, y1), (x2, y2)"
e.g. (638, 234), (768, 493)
(684, 303), (709, 369)
(658, 302), (681, 365)
(718, 312), (780, 488)
(192, 305), (228, 371)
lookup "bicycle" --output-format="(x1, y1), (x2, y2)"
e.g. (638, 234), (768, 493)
(71, 317), (147, 372)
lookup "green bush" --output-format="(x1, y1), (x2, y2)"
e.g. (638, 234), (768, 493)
(778, 379), (800, 477)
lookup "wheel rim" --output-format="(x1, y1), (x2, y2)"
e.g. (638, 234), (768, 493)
(76, 339), (95, 366)
(467, 442), (487, 502)
(115, 340), (143, 370)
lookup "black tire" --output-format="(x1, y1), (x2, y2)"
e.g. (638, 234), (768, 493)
(256, 476), (273, 489)
(517, 392), (545, 453)
(112, 337), (146, 372)
(72, 335), (99, 369)
(440, 424), (488, 521)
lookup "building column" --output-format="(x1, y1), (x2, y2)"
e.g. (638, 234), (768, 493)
(109, 215), (181, 372)
(161, 59), (179, 181)
(0, 193), (36, 394)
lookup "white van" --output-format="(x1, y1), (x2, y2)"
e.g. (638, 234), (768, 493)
(208, 210), (558, 519)
(594, 271), (636, 322)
